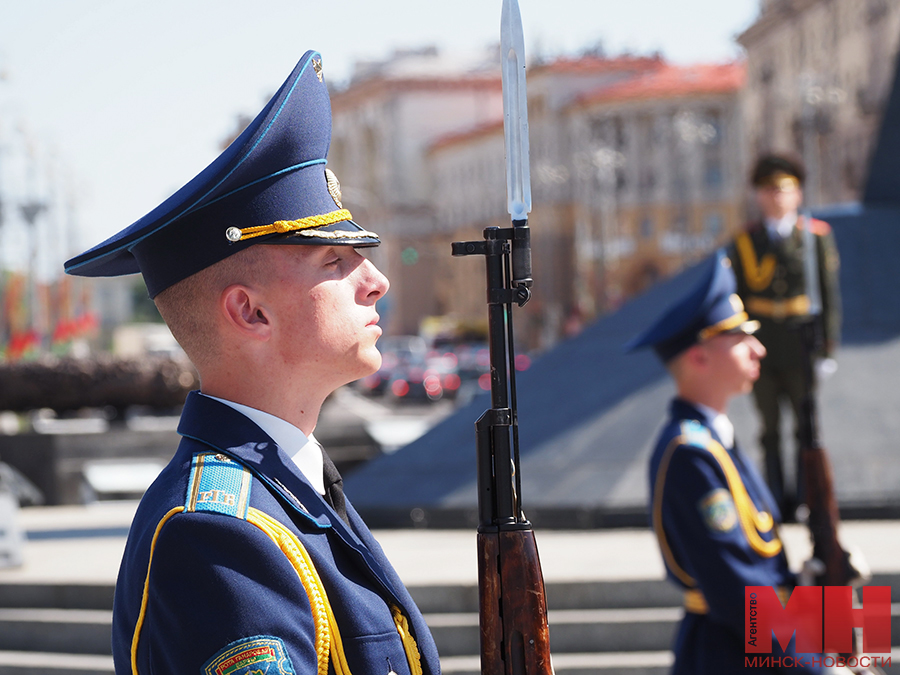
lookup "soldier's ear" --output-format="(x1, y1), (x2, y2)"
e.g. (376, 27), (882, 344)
(684, 344), (709, 369)
(221, 284), (272, 341)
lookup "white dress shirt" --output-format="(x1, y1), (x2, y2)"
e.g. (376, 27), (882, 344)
(764, 213), (797, 241)
(695, 401), (735, 450)
(201, 394), (326, 495)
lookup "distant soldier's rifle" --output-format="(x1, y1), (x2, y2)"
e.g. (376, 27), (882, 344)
(797, 214), (852, 588)
(798, 215), (879, 672)
(451, 3), (553, 675)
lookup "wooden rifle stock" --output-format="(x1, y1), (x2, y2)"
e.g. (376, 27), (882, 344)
(478, 530), (552, 675)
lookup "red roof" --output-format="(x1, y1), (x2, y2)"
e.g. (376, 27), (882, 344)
(571, 62), (746, 108)
(428, 119), (504, 153)
(529, 54), (664, 76)
(331, 74), (501, 109)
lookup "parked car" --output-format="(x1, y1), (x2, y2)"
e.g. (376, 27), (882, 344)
(355, 335), (429, 399)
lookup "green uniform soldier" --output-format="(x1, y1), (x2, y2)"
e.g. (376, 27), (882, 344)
(726, 154), (841, 520)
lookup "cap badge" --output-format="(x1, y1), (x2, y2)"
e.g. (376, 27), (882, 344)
(325, 168), (343, 208)
(312, 58), (324, 82)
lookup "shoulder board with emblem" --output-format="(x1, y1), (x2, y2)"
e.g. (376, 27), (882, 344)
(679, 420), (712, 448)
(809, 218), (831, 236)
(184, 452), (252, 519)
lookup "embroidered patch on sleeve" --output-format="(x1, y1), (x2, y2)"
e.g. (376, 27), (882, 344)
(699, 487), (737, 532)
(202, 635), (296, 675)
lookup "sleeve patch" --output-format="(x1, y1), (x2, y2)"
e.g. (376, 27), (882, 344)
(185, 452), (252, 519)
(203, 635), (296, 675)
(680, 420), (711, 448)
(699, 488), (737, 532)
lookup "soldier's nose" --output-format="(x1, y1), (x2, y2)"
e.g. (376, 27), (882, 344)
(749, 336), (766, 359)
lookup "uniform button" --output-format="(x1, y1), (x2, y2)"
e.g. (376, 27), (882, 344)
(226, 227), (242, 242)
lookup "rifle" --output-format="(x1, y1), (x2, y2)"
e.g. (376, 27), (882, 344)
(797, 213), (853, 588)
(797, 215), (880, 673)
(451, 3), (553, 675)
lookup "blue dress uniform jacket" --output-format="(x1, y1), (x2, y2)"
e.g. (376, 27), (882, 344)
(648, 398), (821, 675)
(112, 392), (440, 675)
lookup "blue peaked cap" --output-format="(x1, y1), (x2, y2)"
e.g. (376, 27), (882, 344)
(64, 51), (379, 298)
(626, 250), (759, 362)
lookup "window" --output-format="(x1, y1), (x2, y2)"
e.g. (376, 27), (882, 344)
(704, 212), (723, 237)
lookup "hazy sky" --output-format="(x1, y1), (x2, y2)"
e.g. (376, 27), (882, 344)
(0, 0), (760, 275)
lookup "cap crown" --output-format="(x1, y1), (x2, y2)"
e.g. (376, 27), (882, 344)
(65, 51), (377, 297)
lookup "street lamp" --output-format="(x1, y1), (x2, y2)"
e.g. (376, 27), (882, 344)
(799, 73), (846, 207)
(19, 199), (47, 349)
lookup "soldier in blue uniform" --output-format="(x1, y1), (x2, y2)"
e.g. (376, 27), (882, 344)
(65, 52), (440, 675)
(628, 252), (837, 675)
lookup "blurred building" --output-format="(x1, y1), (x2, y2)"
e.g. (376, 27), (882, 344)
(429, 58), (746, 348)
(328, 47), (504, 336)
(738, 0), (900, 206)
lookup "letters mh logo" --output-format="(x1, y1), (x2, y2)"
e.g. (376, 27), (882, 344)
(745, 586), (892, 654)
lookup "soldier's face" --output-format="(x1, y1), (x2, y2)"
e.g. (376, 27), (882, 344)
(703, 332), (766, 396)
(260, 245), (390, 389)
(756, 184), (803, 220)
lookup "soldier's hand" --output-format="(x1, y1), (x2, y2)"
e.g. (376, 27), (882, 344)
(798, 557), (825, 586)
(846, 545), (872, 589)
(816, 357), (838, 380)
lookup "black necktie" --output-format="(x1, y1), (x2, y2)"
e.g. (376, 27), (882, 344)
(321, 447), (350, 526)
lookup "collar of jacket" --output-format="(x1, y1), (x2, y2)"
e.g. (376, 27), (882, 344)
(176, 390), (406, 606)
(669, 397), (729, 449)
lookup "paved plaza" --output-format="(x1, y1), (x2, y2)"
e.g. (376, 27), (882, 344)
(1, 501), (897, 587)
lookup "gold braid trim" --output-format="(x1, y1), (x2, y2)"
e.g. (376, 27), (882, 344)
(131, 507), (185, 675)
(703, 440), (782, 558)
(652, 437), (697, 587)
(237, 209), (354, 241)
(131, 504), (417, 675)
(391, 605), (424, 675)
(684, 588), (709, 614)
(736, 231), (777, 292)
(652, 433), (783, 596)
(247, 509), (337, 675)
(697, 311), (750, 342)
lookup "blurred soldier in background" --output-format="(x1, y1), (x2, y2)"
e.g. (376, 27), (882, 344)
(628, 251), (851, 675)
(726, 155), (841, 520)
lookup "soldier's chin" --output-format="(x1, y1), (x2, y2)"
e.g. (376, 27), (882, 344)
(360, 348), (383, 376)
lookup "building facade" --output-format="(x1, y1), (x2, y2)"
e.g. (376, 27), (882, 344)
(329, 9), (900, 351)
(328, 48), (503, 336)
(428, 60), (746, 348)
(564, 63), (747, 319)
(738, 0), (900, 206)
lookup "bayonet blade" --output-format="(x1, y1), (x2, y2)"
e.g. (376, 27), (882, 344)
(501, 0), (531, 221)
(802, 212), (822, 316)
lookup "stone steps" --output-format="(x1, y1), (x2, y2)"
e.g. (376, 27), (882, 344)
(425, 607), (682, 657)
(0, 651), (114, 675)
(0, 608), (112, 655)
(0, 575), (897, 675)
(439, 651), (673, 675)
